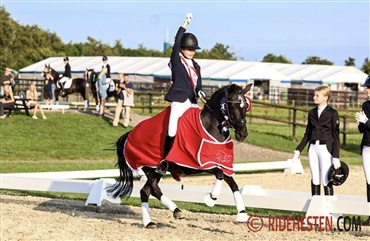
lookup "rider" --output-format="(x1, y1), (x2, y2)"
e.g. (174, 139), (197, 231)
(59, 56), (71, 96)
(156, 13), (206, 175)
(102, 56), (114, 91)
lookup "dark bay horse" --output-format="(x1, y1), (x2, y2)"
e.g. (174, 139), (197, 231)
(42, 64), (90, 110)
(107, 83), (252, 228)
(85, 68), (119, 114)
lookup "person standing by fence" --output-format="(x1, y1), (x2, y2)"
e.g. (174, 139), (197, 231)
(292, 85), (341, 196)
(97, 67), (108, 118)
(113, 74), (134, 127)
(355, 75), (370, 226)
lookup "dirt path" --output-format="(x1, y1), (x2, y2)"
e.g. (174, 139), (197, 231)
(1, 166), (369, 241)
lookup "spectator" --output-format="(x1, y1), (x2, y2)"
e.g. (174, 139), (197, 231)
(26, 83), (46, 119)
(4, 68), (18, 91)
(0, 84), (15, 118)
(97, 67), (108, 117)
(113, 74), (134, 127)
(44, 78), (53, 106)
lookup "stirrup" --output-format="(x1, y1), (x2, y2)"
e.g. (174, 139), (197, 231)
(155, 160), (168, 175)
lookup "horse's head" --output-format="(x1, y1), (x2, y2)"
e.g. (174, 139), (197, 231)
(221, 83), (252, 142)
(42, 64), (59, 82)
(85, 68), (98, 84)
(41, 64), (50, 78)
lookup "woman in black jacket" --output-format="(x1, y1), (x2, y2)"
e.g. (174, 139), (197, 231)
(156, 13), (206, 175)
(355, 75), (370, 225)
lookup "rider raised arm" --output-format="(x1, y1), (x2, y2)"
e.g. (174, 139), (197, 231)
(156, 13), (206, 175)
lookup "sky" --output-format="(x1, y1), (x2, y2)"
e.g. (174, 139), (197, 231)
(1, 0), (370, 68)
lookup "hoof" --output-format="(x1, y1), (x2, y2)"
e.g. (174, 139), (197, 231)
(145, 222), (157, 229)
(236, 210), (249, 223)
(203, 193), (217, 207)
(173, 208), (185, 219)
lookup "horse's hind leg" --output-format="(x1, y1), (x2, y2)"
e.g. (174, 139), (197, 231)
(224, 176), (249, 222)
(141, 167), (184, 225)
(140, 180), (157, 229)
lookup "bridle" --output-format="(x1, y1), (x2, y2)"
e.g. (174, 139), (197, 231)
(203, 89), (248, 133)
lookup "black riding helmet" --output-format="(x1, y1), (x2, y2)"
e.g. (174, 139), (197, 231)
(181, 33), (201, 50)
(361, 75), (370, 87)
(328, 161), (349, 186)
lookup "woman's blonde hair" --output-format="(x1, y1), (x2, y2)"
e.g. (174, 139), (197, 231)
(315, 85), (331, 101)
(99, 67), (107, 79)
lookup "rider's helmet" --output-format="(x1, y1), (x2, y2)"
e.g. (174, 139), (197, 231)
(360, 75), (370, 87)
(102, 56), (108, 61)
(181, 33), (201, 50)
(63, 56), (69, 61)
(328, 161), (349, 186)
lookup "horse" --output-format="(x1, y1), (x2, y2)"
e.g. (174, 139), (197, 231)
(107, 83), (253, 228)
(85, 68), (119, 114)
(42, 64), (91, 111)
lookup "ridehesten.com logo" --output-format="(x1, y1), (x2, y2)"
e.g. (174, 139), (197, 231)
(246, 215), (362, 232)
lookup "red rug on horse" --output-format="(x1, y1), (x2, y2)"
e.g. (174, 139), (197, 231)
(124, 106), (235, 178)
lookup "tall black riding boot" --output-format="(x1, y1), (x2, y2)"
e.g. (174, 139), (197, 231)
(311, 180), (321, 196)
(155, 135), (175, 175)
(60, 83), (66, 96)
(363, 183), (370, 226)
(324, 184), (334, 196)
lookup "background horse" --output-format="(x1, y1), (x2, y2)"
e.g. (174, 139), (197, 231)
(42, 64), (90, 111)
(108, 83), (252, 228)
(86, 68), (119, 113)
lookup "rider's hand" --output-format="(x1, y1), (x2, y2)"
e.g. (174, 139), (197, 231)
(198, 90), (206, 100)
(355, 111), (368, 124)
(332, 158), (341, 169)
(185, 13), (193, 24)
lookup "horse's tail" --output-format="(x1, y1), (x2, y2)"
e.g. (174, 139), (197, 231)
(107, 131), (134, 198)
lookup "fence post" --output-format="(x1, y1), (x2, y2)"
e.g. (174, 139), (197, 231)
(149, 93), (153, 114)
(342, 116), (347, 146)
(292, 107), (297, 141)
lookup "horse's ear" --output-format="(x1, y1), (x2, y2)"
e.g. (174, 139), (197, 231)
(228, 84), (238, 92)
(242, 83), (253, 95)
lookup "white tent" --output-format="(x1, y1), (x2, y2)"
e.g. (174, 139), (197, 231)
(18, 56), (367, 88)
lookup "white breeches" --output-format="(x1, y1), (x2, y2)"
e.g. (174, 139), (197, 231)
(308, 142), (333, 186)
(363, 146), (370, 185)
(168, 99), (192, 137)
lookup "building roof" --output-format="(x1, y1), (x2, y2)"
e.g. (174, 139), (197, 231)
(19, 56), (368, 86)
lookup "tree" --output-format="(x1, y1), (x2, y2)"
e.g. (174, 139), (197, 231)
(344, 57), (355, 66)
(262, 53), (292, 64)
(361, 58), (370, 75)
(302, 56), (333, 65)
(197, 43), (236, 60)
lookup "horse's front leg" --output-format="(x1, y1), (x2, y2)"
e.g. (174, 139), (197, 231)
(204, 169), (224, 207)
(224, 176), (249, 222)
